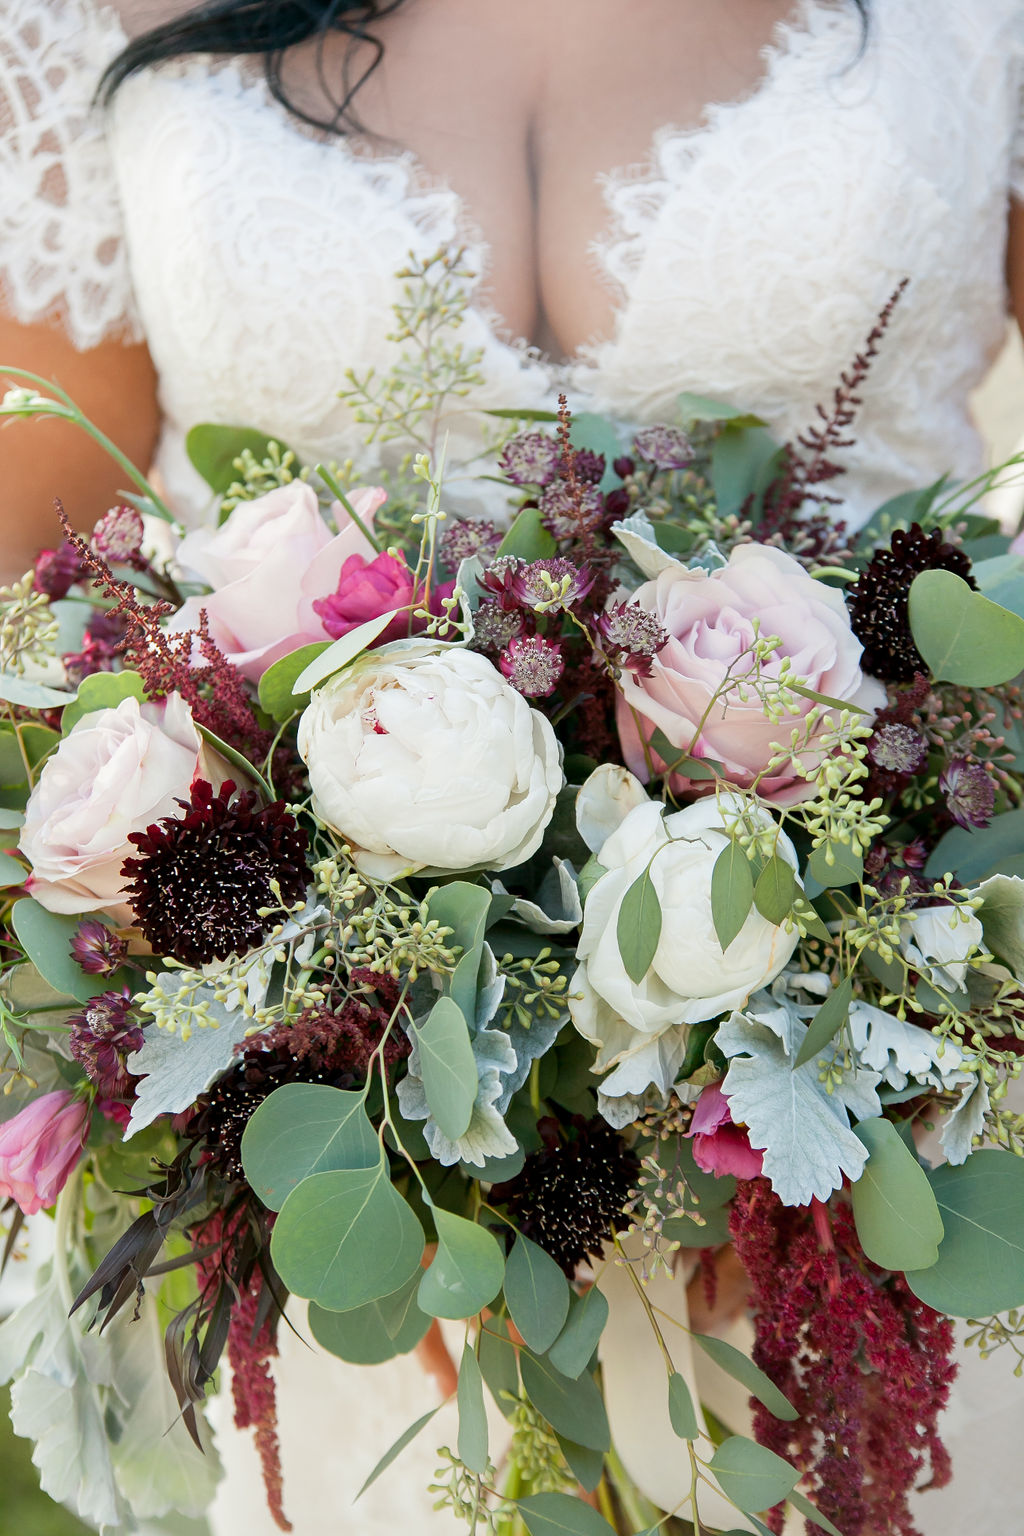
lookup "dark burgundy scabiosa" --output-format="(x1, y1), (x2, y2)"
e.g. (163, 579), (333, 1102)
(499, 634), (565, 699)
(593, 600), (670, 677)
(68, 989), (145, 1100)
(195, 973), (407, 1183)
(940, 758), (996, 829)
(499, 431), (562, 487)
(438, 516), (502, 571)
(490, 1116), (639, 1276)
(846, 524), (976, 683)
(632, 424), (694, 472)
(70, 917), (128, 976)
(120, 780), (309, 968)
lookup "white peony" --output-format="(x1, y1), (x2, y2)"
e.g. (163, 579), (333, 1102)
(569, 767), (800, 1104)
(297, 642), (564, 879)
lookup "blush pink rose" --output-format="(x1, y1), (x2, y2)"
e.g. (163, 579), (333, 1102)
(686, 1082), (764, 1181)
(19, 692), (226, 923)
(313, 549), (455, 645)
(170, 481), (387, 682)
(0, 1090), (91, 1214)
(616, 545), (885, 804)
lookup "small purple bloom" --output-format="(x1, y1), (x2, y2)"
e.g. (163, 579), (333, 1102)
(33, 542), (86, 600)
(594, 601), (669, 676)
(940, 759), (995, 829)
(469, 599), (525, 654)
(613, 455), (636, 480)
(70, 918), (127, 976)
(538, 482), (605, 540)
(499, 431), (561, 488)
(572, 449), (606, 485)
(868, 722), (928, 776)
(499, 634), (565, 698)
(91, 505), (146, 565)
(506, 557), (595, 614)
(68, 990), (145, 1102)
(438, 517), (502, 571)
(632, 425), (694, 472)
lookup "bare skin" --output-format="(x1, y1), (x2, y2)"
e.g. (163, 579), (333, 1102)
(2, 0), (1023, 577)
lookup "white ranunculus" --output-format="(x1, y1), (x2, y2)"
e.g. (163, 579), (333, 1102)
(569, 774), (800, 1103)
(19, 693), (225, 923)
(297, 642), (564, 879)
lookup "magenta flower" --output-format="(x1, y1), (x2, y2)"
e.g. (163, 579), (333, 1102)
(686, 1082), (763, 1181)
(0, 1090), (91, 1214)
(312, 550), (453, 645)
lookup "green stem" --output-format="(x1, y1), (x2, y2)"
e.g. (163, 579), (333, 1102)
(315, 463), (383, 553)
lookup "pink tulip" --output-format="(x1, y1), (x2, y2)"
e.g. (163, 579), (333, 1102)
(0, 1090), (91, 1214)
(686, 1082), (764, 1181)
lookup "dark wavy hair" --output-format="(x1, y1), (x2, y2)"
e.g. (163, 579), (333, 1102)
(103, 1), (869, 135)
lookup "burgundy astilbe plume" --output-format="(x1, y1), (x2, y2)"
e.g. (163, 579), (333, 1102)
(729, 1181), (955, 1536)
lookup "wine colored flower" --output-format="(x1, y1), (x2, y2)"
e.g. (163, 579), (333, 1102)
(0, 1090), (90, 1215)
(632, 424), (693, 471)
(499, 431), (561, 487)
(469, 599), (525, 654)
(438, 517), (502, 570)
(297, 642), (563, 880)
(70, 918), (128, 976)
(68, 990), (144, 1100)
(91, 505), (146, 565)
(846, 523), (975, 683)
(539, 481), (605, 539)
(593, 600), (669, 677)
(33, 541), (86, 599)
(940, 758), (995, 829)
(616, 545), (885, 805)
(121, 780), (309, 967)
(311, 549), (453, 644)
(686, 1082), (764, 1180)
(505, 557), (595, 613)
(867, 721), (928, 776)
(499, 634), (565, 698)
(169, 481), (387, 683)
(19, 692), (227, 924)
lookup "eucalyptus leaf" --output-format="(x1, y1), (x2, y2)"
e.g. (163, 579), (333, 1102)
(667, 1371), (699, 1439)
(0, 849), (26, 888)
(517, 1492), (617, 1536)
(753, 855), (798, 926)
(711, 840), (755, 952)
(496, 503), (558, 562)
(293, 609), (402, 693)
(547, 1285), (609, 1380)
(0, 672), (74, 710)
(356, 1406), (441, 1499)
(185, 422), (294, 493)
(925, 807), (1024, 884)
(308, 1271), (429, 1365)
(793, 977), (854, 1070)
(257, 642), (329, 721)
(457, 1345), (489, 1474)
(478, 1322), (520, 1417)
(807, 840), (863, 889)
(240, 1083), (380, 1210)
(414, 996), (479, 1143)
(504, 1234), (571, 1354)
(708, 1436), (798, 1514)
(60, 670), (146, 734)
(553, 1435), (604, 1493)
(905, 1150), (1024, 1316)
(677, 392), (766, 428)
(520, 1354), (610, 1452)
(789, 1489), (846, 1536)
(908, 568), (1024, 687)
(271, 1161), (424, 1310)
(615, 866), (663, 984)
(850, 1118), (944, 1271)
(692, 1332), (798, 1422)
(10, 899), (110, 1002)
(417, 1205), (505, 1320)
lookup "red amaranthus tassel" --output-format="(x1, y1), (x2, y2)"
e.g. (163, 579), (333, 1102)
(729, 1179), (956, 1536)
(196, 1211), (291, 1532)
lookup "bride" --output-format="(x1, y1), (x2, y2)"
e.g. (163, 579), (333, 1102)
(2, 1), (1024, 1531)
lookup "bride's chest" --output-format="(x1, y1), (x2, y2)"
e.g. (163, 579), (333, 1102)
(105, 0), (1018, 445)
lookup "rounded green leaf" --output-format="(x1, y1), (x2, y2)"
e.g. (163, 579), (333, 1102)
(906, 1149), (1024, 1316)
(496, 504), (557, 562)
(908, 568), (1024, 687)
(504, 1234), (571, 1354)
(417, 1206), (505, 1320)
(615, 868), (662, 984)
(0, 673), (73, 710)
(10, 898), (110, 1002)
(185, 423), (293, 493)
(850, 1118), (944, 1271)
(667, 1371), (699, 1440)
(709, 1435), (798, 1514)
(60, 670), (145, 735)
(711, 840), (755, 952)
(517, 1492), (616, 1536)
(807, 840), (863, 890)
(308, 1271), (429, 1364)
(256, 643), (329, 722)
(271, 1162), (424, 1310)
(241, 1084), (380, 1210)
(414, 996), (478, 1143)
(0, 850), (26, 888)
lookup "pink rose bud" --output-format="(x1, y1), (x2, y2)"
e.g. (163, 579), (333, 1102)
(686, 1082), (764, 1182)
(312, 550), (455, 645)
(0, 1090), (91, 1215)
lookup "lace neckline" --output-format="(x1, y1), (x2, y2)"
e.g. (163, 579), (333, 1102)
(99, 0), (855, 370)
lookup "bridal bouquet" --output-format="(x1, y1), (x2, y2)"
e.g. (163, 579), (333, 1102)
(2, 274), (1024, 1536)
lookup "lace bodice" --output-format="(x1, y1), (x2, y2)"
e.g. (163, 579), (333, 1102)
(2, 0), (1023, 533)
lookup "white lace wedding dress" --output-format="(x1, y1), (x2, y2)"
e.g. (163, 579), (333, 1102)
(3, 1), (1024, 1531)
